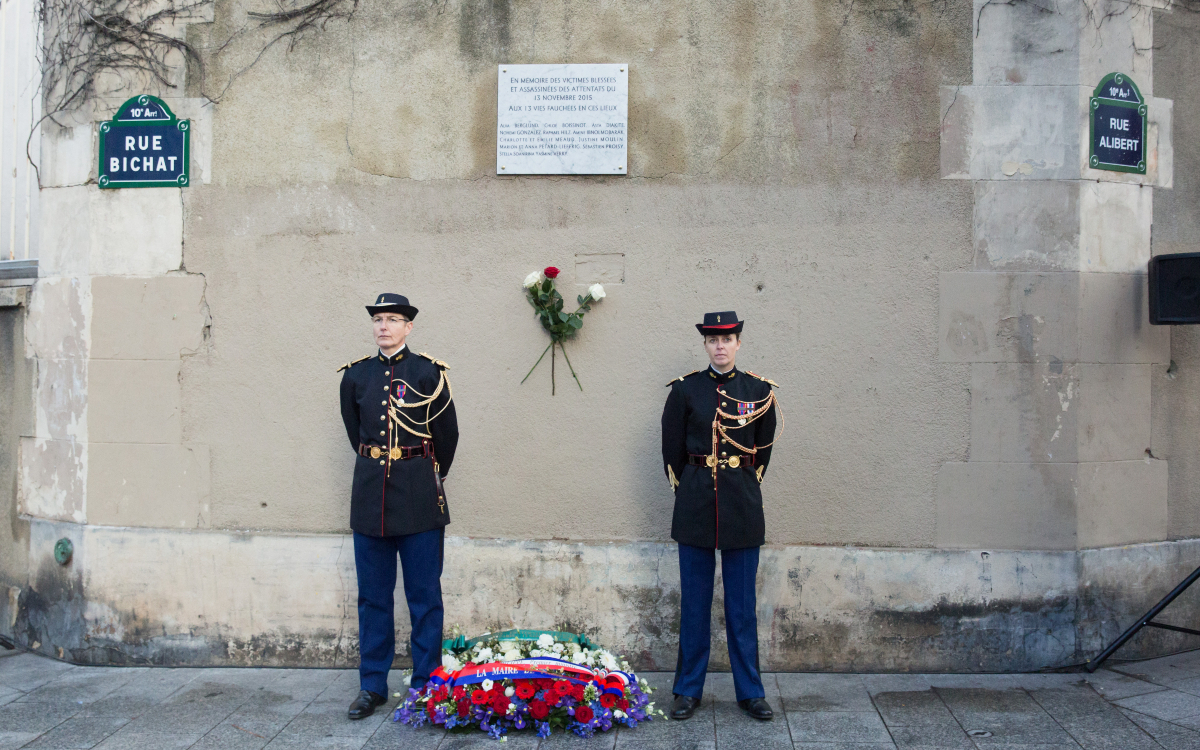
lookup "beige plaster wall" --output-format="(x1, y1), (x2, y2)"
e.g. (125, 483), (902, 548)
(177, 0), (975, 545)
(1151, 9), (1200, 540)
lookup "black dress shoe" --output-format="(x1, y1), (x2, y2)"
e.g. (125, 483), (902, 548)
(738, 697), (774, 720)
(670, 694), (701, 720)
(348, 689), (387, 720)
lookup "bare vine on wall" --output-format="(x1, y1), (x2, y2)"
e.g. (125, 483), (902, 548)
(36, 0), (356, 126)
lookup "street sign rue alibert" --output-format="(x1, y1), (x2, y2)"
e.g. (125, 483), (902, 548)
(1090, 72), (1147, 175)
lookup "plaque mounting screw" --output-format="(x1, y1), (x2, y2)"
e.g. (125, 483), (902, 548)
(501, 166), (506, 170)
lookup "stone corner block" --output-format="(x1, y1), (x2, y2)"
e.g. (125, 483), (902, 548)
(88, 359), (182, 444)
(1076, 459), (1167, 548)
(90, 275), (206, 359)
(18, 437), (86, 524)
(936, 461), (1077, 550)
(87, 442), (210, 529)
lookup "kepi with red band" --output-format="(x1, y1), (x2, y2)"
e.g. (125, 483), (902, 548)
(696, 310), (744, 336)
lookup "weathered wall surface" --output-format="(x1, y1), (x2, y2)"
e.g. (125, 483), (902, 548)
(179, 0), (974, 546)
(1151, 8), (1200, 541)
(9, 0), (1200, 671)
(0, 289), (33, 640)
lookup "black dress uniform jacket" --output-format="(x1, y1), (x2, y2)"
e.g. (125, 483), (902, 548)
(661, 367), (777, 550)
(339, 347), (458, 537)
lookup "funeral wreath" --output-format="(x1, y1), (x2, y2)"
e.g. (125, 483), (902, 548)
(521, 267), (606, 394)
(394, 630), (661, 739)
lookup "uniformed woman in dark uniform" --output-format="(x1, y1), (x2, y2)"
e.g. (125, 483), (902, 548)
(337, 293), (458, 719)
(661, 311), (779, 721)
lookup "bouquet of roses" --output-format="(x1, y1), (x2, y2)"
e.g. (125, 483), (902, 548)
(521, 266), (606, 394)
(393, 630), (660, 740)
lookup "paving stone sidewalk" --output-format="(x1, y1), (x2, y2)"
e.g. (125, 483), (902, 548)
(6, 648), (1200, 749)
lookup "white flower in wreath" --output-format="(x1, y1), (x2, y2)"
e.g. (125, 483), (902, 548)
(476, 647), (493, 662)
(502, 649), (522, 662)
(498, 640), (518, 653)
(505, 686), (515, 697)
(588, 283), (606, 300)
(568, 643), (581, 654)
(442, 653), (463, 672)
(537, 633), (555, 649)
(529, 649), (543, 658)
(523, 271), (543, 288)
(482, 679), (494, 691)
(600, 652), (618, 671)
(614, 709), (627, 719)
(571, 651), (587, 665)
(553, 643), (565, 654)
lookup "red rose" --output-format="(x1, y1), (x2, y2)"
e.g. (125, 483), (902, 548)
(599, 693), (617, 708)
(470, 688), (489, 705)
(492, 694), (510, 714)
(575, 705), (594, 723)
(528, 699), (550, 720)
(457, 699), (470, 717)
(617, 698), (629, 711)
(544, 266), (561, 279)
(453, 686), (466, 701)
(515, 681), (537, 700)
(570, 684), (585, 701)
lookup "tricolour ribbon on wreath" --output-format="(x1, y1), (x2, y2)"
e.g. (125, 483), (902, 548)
(427, 656), (633, 698)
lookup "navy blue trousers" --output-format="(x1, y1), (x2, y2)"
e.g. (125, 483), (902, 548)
(673, 543), (764, 702)
(353, 528), (444, 697)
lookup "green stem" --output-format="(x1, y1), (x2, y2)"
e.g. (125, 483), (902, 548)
(521, 342), (554, 384)
(559, 341), (583, 391)
(551, 343), (556, 396)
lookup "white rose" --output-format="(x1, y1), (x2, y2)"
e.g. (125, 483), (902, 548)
(442, 654), (462, 672)
(505, 686), (515, 697)
(502, 649), (522, 662)
(530, 649), (542, 658)
(537, 634), (555, 649)
(552, 643), (565, 654)
(588, 283), (605, 300)
(614, 710), (626, 719)
(571, 651), (587, 665)
(523, 271), (543, 288)
(476, 647), (493, 662)
(482, 679), (494, 691)
(498, 640), (518, 652)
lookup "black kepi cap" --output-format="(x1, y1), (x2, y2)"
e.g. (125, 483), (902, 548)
(366, 293), (418, 320)
(696, 311), (743, 335)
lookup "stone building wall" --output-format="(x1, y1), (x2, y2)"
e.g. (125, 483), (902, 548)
(4, 0), (1199, 671)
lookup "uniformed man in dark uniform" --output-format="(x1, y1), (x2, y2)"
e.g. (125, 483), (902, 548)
(661, 311), (779, 721)
(338, 293), (458, 719)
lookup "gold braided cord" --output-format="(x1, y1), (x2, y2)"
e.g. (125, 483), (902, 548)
(387, 370), (454, 443)
(712, 390), (784, 455)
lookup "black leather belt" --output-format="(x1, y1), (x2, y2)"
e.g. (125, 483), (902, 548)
(358, 443), (429, 460)
(688, 452), (755, 468)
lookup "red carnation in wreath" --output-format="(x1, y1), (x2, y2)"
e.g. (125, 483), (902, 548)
(575, 705), (594, 723)
(528, 699), (550, 720)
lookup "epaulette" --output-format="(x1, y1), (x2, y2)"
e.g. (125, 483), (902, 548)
(666, 370), (702, 387)
(419, 352), (450, 370)
(336, 355), (372, 373)
(746, 371), (780, 388)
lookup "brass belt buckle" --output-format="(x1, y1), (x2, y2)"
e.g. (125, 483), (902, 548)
(727, 455), (741, 468)
(369, 446), (382, 459)
(390, 447), (403, 461)
(705, 455), (717, 468)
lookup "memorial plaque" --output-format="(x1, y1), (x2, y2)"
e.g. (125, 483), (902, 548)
(1089, 72), (1146, 175)
(99, 95), (190, 189)
(497, 64), (628, 175)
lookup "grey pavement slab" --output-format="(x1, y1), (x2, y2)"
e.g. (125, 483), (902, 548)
(1113, 687), (1200, 721)
(20, 653), (1200, 748)
(778, 675), (873, 713)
